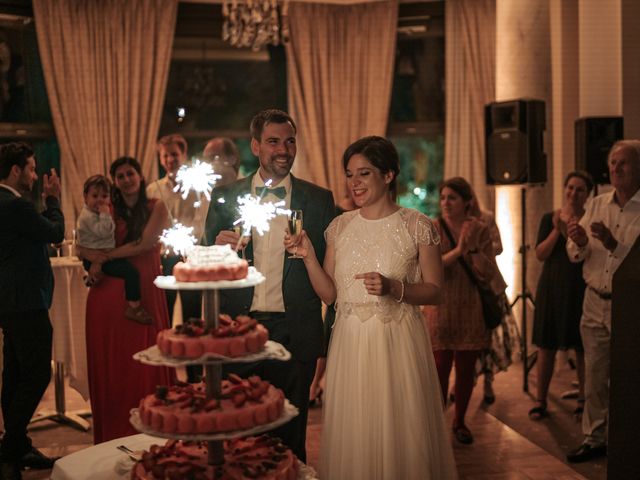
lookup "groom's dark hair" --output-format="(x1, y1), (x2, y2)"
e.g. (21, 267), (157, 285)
(250, 109), (297, 141)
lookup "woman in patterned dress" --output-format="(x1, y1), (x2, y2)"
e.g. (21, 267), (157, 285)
(423, 177), (501, 445)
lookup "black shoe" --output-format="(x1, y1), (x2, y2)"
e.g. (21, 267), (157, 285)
(0, 461), (22, 480)
(19, 448), (59, 470)
(566, 443), (607, 463)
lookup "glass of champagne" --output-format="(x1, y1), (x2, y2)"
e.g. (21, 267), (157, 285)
(288, 210), (304, 259)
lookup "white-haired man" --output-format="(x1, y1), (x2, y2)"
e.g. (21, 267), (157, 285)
(566, 139), (640, 462)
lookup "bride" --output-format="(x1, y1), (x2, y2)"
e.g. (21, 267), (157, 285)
(285, 136), (457, 479)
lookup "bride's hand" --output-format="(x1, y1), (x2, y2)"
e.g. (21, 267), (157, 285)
(354, 272), (391, 297)
(284, 230), (314, 259)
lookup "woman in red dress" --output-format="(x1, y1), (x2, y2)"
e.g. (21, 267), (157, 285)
(81, 156), (173, 444)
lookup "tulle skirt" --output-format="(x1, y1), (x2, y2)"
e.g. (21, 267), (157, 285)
(319, 307), (458, 480)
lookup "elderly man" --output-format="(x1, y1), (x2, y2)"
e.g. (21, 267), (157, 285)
(147, 134), (204, 325)
(0, 142), (64, 478)
(566, 139), (640, 463)
(202, 136), (241, 187)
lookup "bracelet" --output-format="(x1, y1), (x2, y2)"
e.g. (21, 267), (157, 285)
(395, 281), (405, 303)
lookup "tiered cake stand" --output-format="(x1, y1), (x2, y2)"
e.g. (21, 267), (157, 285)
(129, 266), (300, 470)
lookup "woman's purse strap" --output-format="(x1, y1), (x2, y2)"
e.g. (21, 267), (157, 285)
(439, 218), (483, 288)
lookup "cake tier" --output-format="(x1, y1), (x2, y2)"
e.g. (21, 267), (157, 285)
(157, 315), (269, 359)
(138, 376), (285, 435)
(130, 436), (298, 480)
(173, 260), (249, 282)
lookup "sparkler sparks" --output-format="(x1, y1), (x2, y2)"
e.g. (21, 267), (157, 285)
(173, 159), (222, 207)
(160, 223), (197, 257)
(233, 194), (290, 237)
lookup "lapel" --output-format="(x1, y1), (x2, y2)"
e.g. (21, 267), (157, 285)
(283, 176), (307, 282)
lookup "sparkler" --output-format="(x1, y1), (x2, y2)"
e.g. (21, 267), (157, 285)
(233, 194), (290, 237)
(159, 223), (197, 257)
(173, 159), (222, 207)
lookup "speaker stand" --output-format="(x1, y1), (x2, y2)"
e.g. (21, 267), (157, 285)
(509, 186), (537, 392)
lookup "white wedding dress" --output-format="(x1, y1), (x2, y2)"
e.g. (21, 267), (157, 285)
(319, 208), (457, 480)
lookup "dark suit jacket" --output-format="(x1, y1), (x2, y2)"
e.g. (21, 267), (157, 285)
(0, 188), (65, 313)
(204, 174), (335, 362)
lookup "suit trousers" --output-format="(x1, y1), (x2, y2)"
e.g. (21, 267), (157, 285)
(580, 288), (611, 447)
(224, 312), (316, 463)
(0, 309), (52, 461)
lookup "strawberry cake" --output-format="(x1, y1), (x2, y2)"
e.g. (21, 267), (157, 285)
(130, 436), (299, 480)
(156, 315), (268, 359)
(174, 245), (248, 282)
(138, 375), (285, 434)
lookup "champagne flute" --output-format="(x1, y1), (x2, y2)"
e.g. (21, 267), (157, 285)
(288, 210), (304, 259)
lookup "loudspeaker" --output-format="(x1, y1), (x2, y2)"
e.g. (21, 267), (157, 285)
(485, 99), (546, 185)
(575, 117), (623, 184)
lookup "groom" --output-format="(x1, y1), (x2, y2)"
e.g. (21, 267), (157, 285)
(204, 109), (335, 461)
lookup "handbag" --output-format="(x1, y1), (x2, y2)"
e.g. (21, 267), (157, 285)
(439, 219), (503, 330)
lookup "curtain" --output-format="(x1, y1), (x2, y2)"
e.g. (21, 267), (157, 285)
(444, 0), (496, 211)
(33, 0), (177, 234)
(286, 1), (398, 203)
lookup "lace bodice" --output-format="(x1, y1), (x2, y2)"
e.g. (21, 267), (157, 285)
(326, 208), (439, 323)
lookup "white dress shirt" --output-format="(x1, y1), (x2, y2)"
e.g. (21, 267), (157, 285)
(250, 174), (292, 313)
(0, 183), (21, 197)
(567, 188), (640, 294)
(146, 177), (209, 243)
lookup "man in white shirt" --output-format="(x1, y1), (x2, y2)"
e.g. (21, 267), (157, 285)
(205, 109), (335, 462)
(147, 134), (204, 326)
(566, 140), (640, 463)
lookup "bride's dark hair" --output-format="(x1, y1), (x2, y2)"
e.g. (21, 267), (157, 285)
(109, 156), (149, 243)
(342, 136), (400, 197)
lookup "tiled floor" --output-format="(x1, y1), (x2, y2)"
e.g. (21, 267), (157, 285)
(14, 358), (604, 479)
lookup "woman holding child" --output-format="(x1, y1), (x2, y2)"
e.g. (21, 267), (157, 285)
(79, 156), (172, 443)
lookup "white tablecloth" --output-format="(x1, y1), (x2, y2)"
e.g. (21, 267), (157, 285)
(51, 433), (157, 480)
(50, 256), (90, 400)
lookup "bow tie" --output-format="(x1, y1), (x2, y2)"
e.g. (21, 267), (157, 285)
(255, 185), (287, 199)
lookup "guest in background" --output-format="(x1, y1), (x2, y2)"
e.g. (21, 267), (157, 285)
(566, 140), (640, 463)
(423, 176), (501, 445)
(76, 174), (151, 324)
(147, 134), (203, 325)
(529, 171), (593, 420)
(0, 142), (63, 477)
(468, 193), (515, 406)
(80, 156), (172, 444)
(203, 136), (241, 187)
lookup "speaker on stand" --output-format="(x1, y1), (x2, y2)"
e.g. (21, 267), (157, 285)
(485, 99), (546, 393)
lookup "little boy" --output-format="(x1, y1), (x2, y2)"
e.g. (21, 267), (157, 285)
(77, 175), (152, 324)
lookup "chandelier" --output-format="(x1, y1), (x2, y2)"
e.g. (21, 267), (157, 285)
(222, 0), (290, 52)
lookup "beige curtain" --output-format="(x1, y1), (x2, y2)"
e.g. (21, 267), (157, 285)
(286, 1), (398, 202)
(444, 0), (496, 211)
(33, 0), (177, 234)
